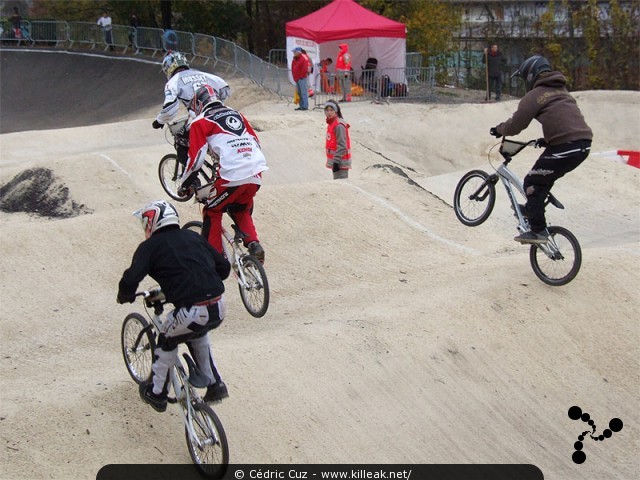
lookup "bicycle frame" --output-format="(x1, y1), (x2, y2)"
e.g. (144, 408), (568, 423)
(494, 142), (569, 258)
(142, 298), (219, 451)
(164, 116), (218, 187)
(494, 163), (529, 234)
(222, 225), (258, 288)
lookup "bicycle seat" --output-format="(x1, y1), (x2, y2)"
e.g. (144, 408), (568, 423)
(183, 353), (209, 388)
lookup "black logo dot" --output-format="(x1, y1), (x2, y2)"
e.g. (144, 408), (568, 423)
(572, 451), (586, 464)
(568, 406), (582, 420)
(609, 418), (623, 432)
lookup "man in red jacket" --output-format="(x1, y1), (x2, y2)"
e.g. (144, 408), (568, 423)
(336, 43), (352, 102)
(292, 47), (309, 111)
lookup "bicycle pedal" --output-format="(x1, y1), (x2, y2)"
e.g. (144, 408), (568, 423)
(167, 396), (178, 404)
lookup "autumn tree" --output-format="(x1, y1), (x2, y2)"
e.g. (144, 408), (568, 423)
(606, 0), (640, 89)
(360, 0), (461, 83)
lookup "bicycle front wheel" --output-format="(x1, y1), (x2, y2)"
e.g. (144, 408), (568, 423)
(453, 170), (496, 226)
(121, 313), (155, 384)
(185, 402), (229, 479)
(529, 225), (582, 286)
(158, 153), (193, 202)
(238, 255), (270, 318)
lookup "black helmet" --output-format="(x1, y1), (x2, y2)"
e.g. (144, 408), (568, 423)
(511, 55), (551, 92)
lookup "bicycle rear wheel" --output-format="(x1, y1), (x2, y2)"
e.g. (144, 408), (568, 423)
(185, 402), (229, 479)
(182, 220), (204, 234)
(529, 225), (582, 286)
(453, 170), (496, 226)
(158, 153), (193, 202)
(238, 255), (270, 318)
(121, 313), (155, 384)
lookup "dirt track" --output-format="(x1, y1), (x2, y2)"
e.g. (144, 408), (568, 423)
(0, 50), (638, 480)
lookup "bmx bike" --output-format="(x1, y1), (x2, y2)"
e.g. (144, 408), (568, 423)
(120, 289), (229, 478)
(183, 220), (270, 318)
(453, 137), (582, 286)
(158, 116), (218, 202)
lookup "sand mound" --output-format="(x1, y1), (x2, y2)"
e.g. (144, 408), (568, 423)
(0, 167), (92, 218)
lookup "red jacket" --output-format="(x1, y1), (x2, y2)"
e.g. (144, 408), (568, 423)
(292, 55), (308, 82)
(325, 117), (351, 169)
(336, 44), (351, 72)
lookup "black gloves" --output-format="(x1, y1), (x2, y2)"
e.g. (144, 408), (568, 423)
(152, 120), (164, 130)
(534, 138), (548, 148)
(178, 186), (191, 197)
(490, 127), (502, 138)
(117, 292), (135, 304)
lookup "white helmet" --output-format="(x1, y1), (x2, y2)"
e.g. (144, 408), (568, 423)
(133, 200), (180, 239)
(188, 84), (221, 116)
(161, 51), (189, 79)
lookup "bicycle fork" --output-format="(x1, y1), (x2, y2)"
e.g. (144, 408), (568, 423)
(172, 368), (211, 451)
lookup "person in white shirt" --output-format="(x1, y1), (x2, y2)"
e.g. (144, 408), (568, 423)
(152, 51), (231, 167)
(96, 11), (114, 51)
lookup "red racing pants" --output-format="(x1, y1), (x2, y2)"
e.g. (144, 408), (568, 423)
(202, 180), (260, 254)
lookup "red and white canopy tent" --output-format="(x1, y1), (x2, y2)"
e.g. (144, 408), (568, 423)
(285, 0), (407, 88)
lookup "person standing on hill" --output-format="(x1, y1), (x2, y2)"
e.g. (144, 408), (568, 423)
(97, 10), (114, 51)
(324, 99), (352, 180)
(490, 55), (593, 245)
(10, 7), (22, 40)
(128, 12), (141, 47)
(300, 48), (313, 77)
(482, 44), (505, 101)
(292, 47), (309, 111)
(319, 58), (333, 93)
(336, 43), (352, 102)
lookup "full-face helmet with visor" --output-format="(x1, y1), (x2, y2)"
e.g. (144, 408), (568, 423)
(188, 84), (222, 116)
(511, 55), (552, 92)
(133, 200), (180, 239)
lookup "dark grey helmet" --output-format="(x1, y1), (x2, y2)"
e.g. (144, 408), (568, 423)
(511, 55), (551, 91)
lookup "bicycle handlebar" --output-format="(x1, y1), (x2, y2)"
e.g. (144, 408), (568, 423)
(136, 288), (166, 307)
(496, 137), (547, 164)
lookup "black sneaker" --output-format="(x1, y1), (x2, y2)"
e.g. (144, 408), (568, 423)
(514, 230), (548, 245)
(204, 382), (229, 403)
(139, 383), (167, 412)
(248, 241), (265, 263)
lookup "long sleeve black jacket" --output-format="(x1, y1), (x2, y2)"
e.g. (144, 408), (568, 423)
(118, 225), (230, 307)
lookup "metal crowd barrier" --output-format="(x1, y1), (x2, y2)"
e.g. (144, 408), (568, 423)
(133, 26), (164, 57)
(0, 19), (33, 45)
(1, 19), (435, 103)
(68, 22), (100, 49)
(311, 65), (436, 108)
(192, 34), (216, 66)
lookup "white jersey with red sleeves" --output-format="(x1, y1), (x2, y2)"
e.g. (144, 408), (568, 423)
(183, 105), (268, 184)
(156, 68), (231, 124)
